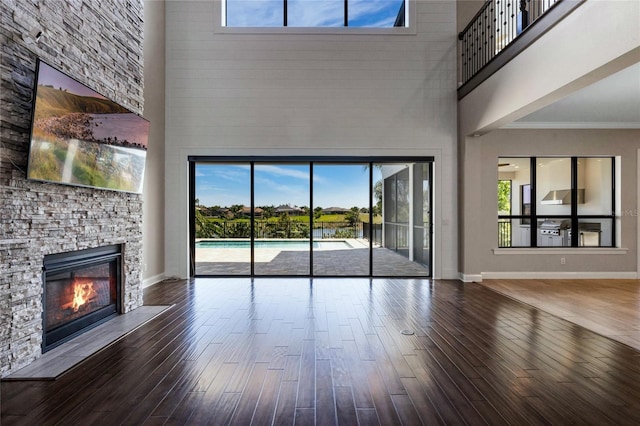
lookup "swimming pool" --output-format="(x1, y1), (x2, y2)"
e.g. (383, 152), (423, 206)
(196, 240), (352, 250)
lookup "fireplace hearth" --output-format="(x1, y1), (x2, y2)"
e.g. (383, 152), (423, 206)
(42, 245), (122, 352)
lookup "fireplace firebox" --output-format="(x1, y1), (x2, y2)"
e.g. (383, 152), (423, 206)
(42, 245), (122, 352)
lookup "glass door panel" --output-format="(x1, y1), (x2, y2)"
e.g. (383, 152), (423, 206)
(412, 163), (431, 273)
(312, 164), (371, 276)
(373, 162), (429, 277)
(253, 163), (310, 275)
(194, 163), (251, 275)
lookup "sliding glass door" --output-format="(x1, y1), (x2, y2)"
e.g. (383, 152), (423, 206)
(191, 157), (432, 277)
(193, 163), (251, 276)
(254, 163), (310, 276)
(373, 162), (432, 276)
(312, 163), (371, 276)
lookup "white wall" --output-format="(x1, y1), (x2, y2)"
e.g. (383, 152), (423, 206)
(164, 0), (459, 278)
(143, 0), (167, 287)
(461, 129), (640, 280)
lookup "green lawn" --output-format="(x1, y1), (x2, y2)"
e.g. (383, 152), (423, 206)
(204, 214), (381, 224)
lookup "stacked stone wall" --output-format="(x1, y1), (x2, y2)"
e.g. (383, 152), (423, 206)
(0, 0), (145, 376)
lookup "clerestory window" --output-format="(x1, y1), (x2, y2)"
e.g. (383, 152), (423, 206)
(223, 0), (407, 28)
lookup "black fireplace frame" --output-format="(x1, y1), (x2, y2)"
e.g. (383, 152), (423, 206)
(42, 244), (122, 352)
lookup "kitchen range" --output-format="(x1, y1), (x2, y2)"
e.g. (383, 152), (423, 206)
(537, 220), (601, 247)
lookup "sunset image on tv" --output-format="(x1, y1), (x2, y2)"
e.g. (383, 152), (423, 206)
(27, 60), (149, 193)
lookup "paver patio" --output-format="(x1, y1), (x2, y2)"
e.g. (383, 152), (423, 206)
(195, 242), (429, 276)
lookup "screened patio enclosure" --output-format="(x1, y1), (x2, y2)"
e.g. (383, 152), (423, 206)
(190, 157), (433, 277)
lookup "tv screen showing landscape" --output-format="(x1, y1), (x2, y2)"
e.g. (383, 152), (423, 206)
(27, 60), (149, 193)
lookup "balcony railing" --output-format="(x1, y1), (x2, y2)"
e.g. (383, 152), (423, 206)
(458, 0), (564, 90)
(498, 219), (512, 247)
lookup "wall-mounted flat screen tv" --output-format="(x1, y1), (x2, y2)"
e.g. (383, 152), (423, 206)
(26, 59), (149, 194)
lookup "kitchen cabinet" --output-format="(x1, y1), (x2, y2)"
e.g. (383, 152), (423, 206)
(539, 235), (563, 247)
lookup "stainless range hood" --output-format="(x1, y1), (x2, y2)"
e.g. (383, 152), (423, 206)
(540, 189), (585, 205)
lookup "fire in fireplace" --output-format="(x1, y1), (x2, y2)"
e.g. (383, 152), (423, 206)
(42, 245), (122, 352)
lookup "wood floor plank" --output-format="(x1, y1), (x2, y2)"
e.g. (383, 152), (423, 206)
(404, 350), (468, 424)
(251, 368), (283, 426)
(294, 408), (315, 425)
(296, 339), (316, 409)
(400, 377), (444, 425)
(329, 348), (351, 387)
(272, 380), (298, 425)
(208, 392), (241, 426)
(188, 362), (239, 424)
(364, 333), (407, 395)
(316, 359), (337, 425)
(165, 390), (206, 425)
(342, 340), (375, 409)
(390, 394), (422, 426)
(282, 355), (301, 382)
(363, 360), (402, 426)
(356, 408), (380, 425)
(229, 362), (269, 424)
(334, 386), (358, 425)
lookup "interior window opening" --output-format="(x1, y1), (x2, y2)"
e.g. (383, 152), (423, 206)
(497, 156), (616, 248)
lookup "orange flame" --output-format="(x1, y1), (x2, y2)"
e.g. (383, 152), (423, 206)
(72, 280), (96, 312)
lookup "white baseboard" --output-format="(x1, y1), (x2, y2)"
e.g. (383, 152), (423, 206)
(142, 273), (167, 288)
(459, 273), (483, 282)
(481, 271), (639, 280)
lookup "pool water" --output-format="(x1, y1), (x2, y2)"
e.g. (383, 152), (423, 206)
(196, 240), (352, 250)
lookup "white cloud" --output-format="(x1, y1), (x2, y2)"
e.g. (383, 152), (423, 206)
(254, 176), (310, 206)
(226, 0), (283, 26)
(256, 164), (310, 180)
(211, 165), (250, 182)
(288, 0), (344, 27)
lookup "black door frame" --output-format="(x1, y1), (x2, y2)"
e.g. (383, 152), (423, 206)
(189, 156), (434, 278)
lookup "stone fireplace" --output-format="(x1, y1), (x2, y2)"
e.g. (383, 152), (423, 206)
(42, 245), (122, 352)
(0, 0), (146, 377)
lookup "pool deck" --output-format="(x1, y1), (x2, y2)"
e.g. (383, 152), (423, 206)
(195, 239), (368, 263)
(195, 239), (429, 276)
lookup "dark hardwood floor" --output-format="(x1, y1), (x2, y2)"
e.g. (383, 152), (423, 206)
(2, 278), (640, 425)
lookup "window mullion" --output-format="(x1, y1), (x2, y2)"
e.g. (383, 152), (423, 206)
(344, 0), (348, 27)
(571, 157), (579, 247)
(310, 162), (314, 275)
(250, 162), (255, 275)
(530, 157), (537, 247)
(368, 162), (373, 276)
(284, 0), (288, 26)
(611, 157), (616, 248)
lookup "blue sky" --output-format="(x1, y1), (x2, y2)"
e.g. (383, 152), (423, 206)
(225, 0), (405, 27)
(196, 163), (382, 209)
